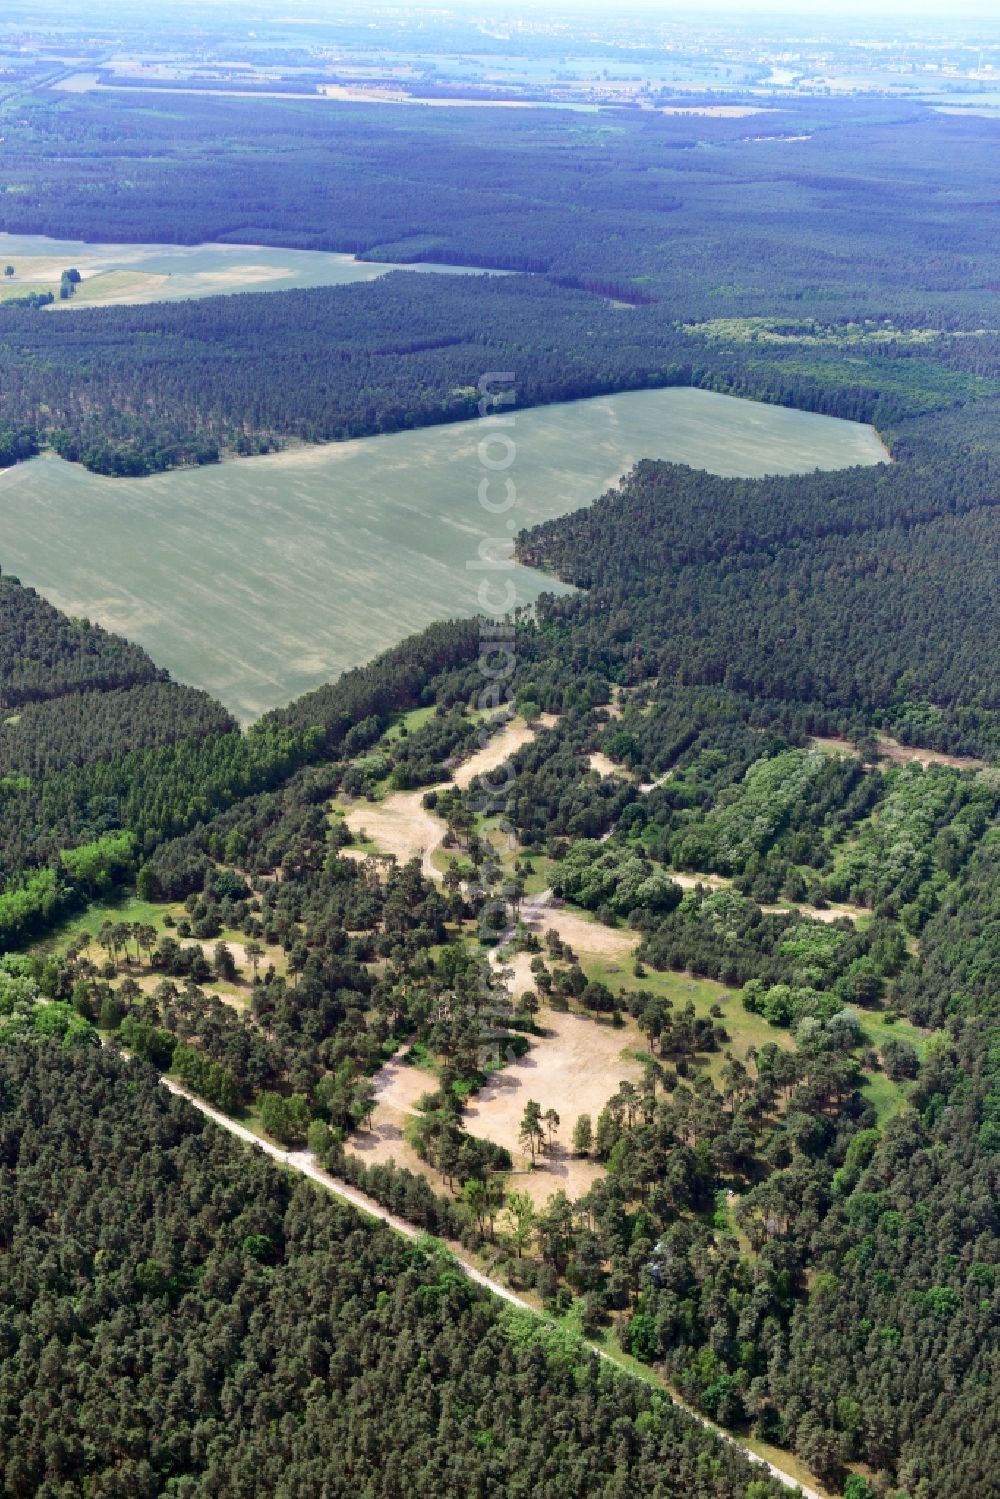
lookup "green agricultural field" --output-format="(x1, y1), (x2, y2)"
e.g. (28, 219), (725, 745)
(0, 233), (498, 308)
(0, 387), (886, 722)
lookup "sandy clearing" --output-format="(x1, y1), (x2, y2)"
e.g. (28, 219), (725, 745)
(875, 734), (988, 771)
(342, 715), (556, 879)
(367, 1007), (646, 1203)
(670, 870), (730, 892)
(462, 1007), (646, 1188)
(521, 893), (638, 963)
(589, 751), (629, 778)
(343, 791), (442, 876)
(116, 964), (249, 1013)
(497, 948), (541, 1001)
(454, 712), (558, 790)
(810, 732), (986, 771)
(762, 899), (868, 925)
(372, 1056), (436, 1114)
(173, 935), (288, 979)
(345, 1101), (445, 1187)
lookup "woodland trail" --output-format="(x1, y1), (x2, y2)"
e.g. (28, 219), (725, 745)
(160, 1075), (820, 1498)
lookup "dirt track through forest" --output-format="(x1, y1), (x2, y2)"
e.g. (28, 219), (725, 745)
(343, 714), (555, 880)
(160, 1076), (820, 1498)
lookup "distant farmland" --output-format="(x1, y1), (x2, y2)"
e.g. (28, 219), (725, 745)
(0, 386), (886, 721)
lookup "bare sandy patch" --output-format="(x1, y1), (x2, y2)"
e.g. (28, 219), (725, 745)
(343, 791), (443, 877)
(345, 1102), (444, 1186)
(359, 1010), (645, 1204)
(876, 734), (987, 771)
(495, 948), (540, 1001)
(670, 870), (730, 893)
(762, 899), (866, 925)
(115, 964), (249, 1012)
(809, 736), (857, 758)
(371, 1055), (437, 1115)
(341, 716), (557, 880)
(525, 899), (639, 964)
(453, 713), (557, 790)
(174, 935), (288, 978)
(810, 733), (985, 771)
(463, 1006), (645, 1198)
(589, 751), (629, 778)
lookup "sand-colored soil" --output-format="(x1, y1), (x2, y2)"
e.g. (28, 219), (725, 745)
(362, 1006), (646, 1204)
(811, 733), (986, 772)
(343, 792), (443, 877)
(174, 935), (273, 971)
(495, 948), (540, 1001)
(453, 713), (557, 790)
(670, 870), (730, 893)
(522, 894), (638, 963)
(588, 751), (629, 778)
(342, 715), (557, 879)
(463, 1007), (644, 1151)
(761, 899), (868, 925)
(876, 734), (988, 771)
(344, 1103), (445, 1188)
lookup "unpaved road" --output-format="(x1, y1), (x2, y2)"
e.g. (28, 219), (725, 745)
(343, 714), (555, 881)
(160, 1076), (818, 1498)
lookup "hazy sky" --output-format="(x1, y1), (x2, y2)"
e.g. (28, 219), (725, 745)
(552, 1), (997, 15)
(492, 0), (999, 19)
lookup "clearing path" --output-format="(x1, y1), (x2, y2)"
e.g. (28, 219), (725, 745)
(670, 870), (865, 925)
(520, 889), (638, 964)
(342, 714), (556, 881)
(158, 1076), (820, 1499)
(453, 713), (557, 789)
(342, 791), (443, 878)
(811, 733), (987, 772)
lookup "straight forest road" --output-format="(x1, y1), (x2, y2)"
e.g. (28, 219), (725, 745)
(160, 1076), (822, 1499)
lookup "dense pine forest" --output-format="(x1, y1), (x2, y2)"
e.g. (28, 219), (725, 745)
(0, 1042), (790, 1499)
(0, 59), (998, 1499)
(0, 92), (996, 473)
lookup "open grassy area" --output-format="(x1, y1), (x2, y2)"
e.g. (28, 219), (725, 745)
(26, 884), (289, 1003)
(26, 891), (179, 958)
(577, 954), (793, 1085)
(849, 1005), (930, 1122)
